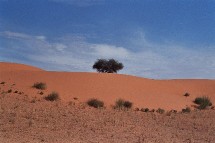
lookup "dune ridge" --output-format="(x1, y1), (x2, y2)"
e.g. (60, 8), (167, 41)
(1, 62), (215, 110)
(1, 62), (215, 143)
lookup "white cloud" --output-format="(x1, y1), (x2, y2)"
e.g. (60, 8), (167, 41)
(1, 31), (47, 41)
(1, 30), (215, 79)
(36, 36), (46, 41)
(1, 31), (31, 39)
(54, 43), (67, 51)
(90, 44), (131, 59)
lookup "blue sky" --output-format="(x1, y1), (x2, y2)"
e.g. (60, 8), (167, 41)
(0, 0), (215, 79)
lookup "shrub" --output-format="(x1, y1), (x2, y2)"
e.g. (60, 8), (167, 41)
(44, 92), (59, 101)
(0, 82), (5, 84)
(39, 91), (44, 95)
(141, 108), (149, 112)
(156, 108), (165, 114)
(114, 99), (125, 109)
(114, 99), (133, 109)
(33, 82), (46, 90)
(73, 97), (78, 100)
(184, 92), (190, 97)
(194, 96), (212, 109)
(182, 107), (191, 113)
(8, 89), (12, 93)
(87, 98), (104, 108)
(169, 110), (177, 113)
(123, 101), (133, 108)
(150, 109), (155, 112)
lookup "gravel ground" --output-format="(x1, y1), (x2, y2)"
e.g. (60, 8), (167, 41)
(0, 93), (215, 143)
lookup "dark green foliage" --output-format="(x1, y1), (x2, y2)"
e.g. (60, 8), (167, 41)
(87, 98), (104, 108)
(114, 99), (124, 109)
(33, 82), (46, 90)
(156, 108), (165, 114)
(123, 101), (133, 108)
(114, 99), (133, 109)
(93, 59), (124, 73)
(182, 107), (191, 113)
(194, 96), (212, 109)
(44, 92), (59, 101)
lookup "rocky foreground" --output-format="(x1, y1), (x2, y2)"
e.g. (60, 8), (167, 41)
(0, 93), (215, 143)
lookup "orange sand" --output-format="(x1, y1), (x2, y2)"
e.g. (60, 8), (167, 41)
(1, 62), (215, 110)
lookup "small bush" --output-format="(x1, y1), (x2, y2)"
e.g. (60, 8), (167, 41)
(87, 98), (104, 108)
(184, 92), (190, 97)
(141, 108), (149, 112)
(0, 82), (5, 84)
(169, 110), (177, 113)
(114, 99), (125, 109)
(39, 91), (44, 95)
(182, 107), (191, 113)
(114, 99), (133, 109)
(30, 99), (36, 103)
(44, 92), (59, 101)
(14, 90), (18, 93)
(73, 97), (78, 100)
(8, 89), (12, 93)
(33, 82), (46, 90)
(194, 96), (212, 109)
(156, 108), (165, 114)
(123, 101), (133, 108)
(150, 109), (155, 112)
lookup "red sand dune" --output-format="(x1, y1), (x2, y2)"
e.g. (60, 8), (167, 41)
(1, 62), (215, 143)
(0, 62), (43, 71)
(1, 62), (215, 110)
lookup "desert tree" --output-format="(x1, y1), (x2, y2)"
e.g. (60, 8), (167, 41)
(92, 59), (124, 73)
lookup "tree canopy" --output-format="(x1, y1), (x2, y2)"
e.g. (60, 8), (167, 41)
(92, 59), (124, 73)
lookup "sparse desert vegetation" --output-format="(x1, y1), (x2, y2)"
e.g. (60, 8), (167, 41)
(182, 107), (191, 113)
(0, 81), (5, 84)
(194, 96), (212, 109)
(1, 94), (215, 143)
(141, 108), (149, 112)
(156, 108), (165, 114)
(44, 92), (59, 101)
(87, 98), (104, 108)
(184, 92), (190, 97)
(7, 89), (12, 93)
(32, 82), (46, 90)
(114, 99), (133, 109)
(1, 62), (215, 142)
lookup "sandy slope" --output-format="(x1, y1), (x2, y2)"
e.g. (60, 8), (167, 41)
(1, 62), (215, 110)
(1, 62), (215, 143)
(0, 62), (43, 71)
